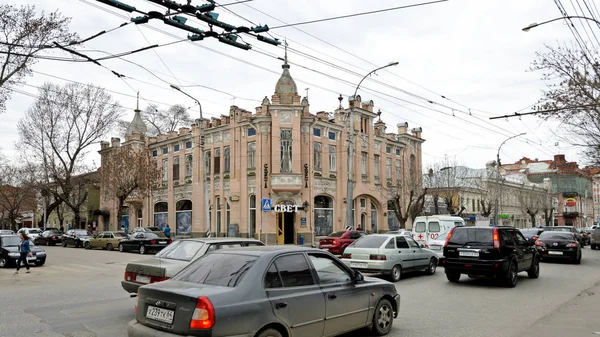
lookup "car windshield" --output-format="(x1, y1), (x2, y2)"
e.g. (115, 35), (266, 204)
(155, 240), (205, 261)
(74, 230), (92, 236)
(447, 228), (493, 246)
(328, 231), (345, 238)
(350, 236), (388, 248)
(28, 229), (41, 234)
(173, 253), (256, 287)
(2, 236), (21, 246)
(540, 232), (575, 240)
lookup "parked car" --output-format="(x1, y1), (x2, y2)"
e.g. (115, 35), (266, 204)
(83, 231), (127, 250)
(386, 229), (412, 237)
(542, 226), (585, 246)
(412, 215), (465, 245)
(519, 228), (544, 243)
(426, 229), (451, 263)
(0, 234), (47, 267)
(119, 231), (171, 255)
(0, 230), (15, 235)
(62, 229), (93, 248)
(318, 230), (366, 254)
(40, 227), (60, 232)
(34, 230), (63, 246)
(443, 226), (540, 287)
(535, 231), (582, 263)
(578, 229), (591, 245)
(341, 234), (438, 282)
(17, 228), (42, 240)
(591, 227), (600, 249)
(122, 238), (265, 294)
(128, 246), (400, 337)
(130, 227), (163, 234)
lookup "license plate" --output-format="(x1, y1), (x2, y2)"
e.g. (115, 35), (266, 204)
(136, 275), (151, 284)
(549, 251), (563, 255)
(459, 251), (479, 257)
(431, 246), (442, 250)
(350, 262), (368, 268)
(146, 306), (174, 324)
(158, 241), (167, 244)
(27, 257), (36, 261)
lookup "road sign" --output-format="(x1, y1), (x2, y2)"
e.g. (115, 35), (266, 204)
(262, 198), (272, 211)
(300, 217), (307, 228)
(345, 226), (352, 230)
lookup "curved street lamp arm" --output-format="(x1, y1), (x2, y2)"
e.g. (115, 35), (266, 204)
(497, 132), (526, 159)
(353, 62), (399, 99)
(523, 16), (600, 31)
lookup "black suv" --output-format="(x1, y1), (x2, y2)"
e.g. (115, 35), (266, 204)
(442, 226), (540, 287)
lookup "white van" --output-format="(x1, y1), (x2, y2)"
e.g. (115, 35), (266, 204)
(412, 215), (465, 245)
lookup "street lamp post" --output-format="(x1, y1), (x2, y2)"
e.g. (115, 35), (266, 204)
(522, 16), (600, 32)
(493, 133), (526, 226)
(170, 84), (210, 237)
(345, 62), (398, 229)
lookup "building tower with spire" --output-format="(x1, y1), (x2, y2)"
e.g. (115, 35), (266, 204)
(125, 92), (147, 137)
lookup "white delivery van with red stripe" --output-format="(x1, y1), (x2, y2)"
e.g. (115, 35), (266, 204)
(411, 215), (465, 245)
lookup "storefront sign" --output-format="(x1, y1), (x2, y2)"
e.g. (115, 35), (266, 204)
(274, 204), (302, 213)
(565, 198), (576, 207)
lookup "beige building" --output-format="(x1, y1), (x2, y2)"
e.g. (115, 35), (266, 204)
(99, 59), (425, 244)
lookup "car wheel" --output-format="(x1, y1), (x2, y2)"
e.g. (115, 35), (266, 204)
(527, 256), (540, 279)
(446, 271), (460, 283)
(371, 298), (394, 336)
(0, 257), (7, 268)
(389, 265), (402, 282)
(84, 242), (91, 250)
(107, 243), (114, 251)
(118, 244), (124, 252)
(426, 258), (437, 275)
(255, 328), (283, 337)
(35, 261), (45, 267)
(139, 245), (146, 255)
(62, 241), (67, 247)
(504, 260), (518, 288)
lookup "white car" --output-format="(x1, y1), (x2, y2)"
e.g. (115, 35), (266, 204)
(425, 229), (451, 263)
(17, 228), (42, 240)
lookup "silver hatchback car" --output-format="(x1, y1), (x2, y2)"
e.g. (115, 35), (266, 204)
(341, 234), (438, 282)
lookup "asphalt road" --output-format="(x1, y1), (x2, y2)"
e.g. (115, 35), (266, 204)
(1, 245), (600, 337)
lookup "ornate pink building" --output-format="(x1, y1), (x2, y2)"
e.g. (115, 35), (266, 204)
(99, 59), (425, 244)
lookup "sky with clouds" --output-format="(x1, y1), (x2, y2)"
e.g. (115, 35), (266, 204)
(3, 0), (591, 170)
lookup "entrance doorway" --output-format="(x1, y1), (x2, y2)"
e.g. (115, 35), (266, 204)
(276, 212), (295, 245)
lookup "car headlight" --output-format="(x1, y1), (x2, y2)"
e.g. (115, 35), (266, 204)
(8, 253), (19, 257)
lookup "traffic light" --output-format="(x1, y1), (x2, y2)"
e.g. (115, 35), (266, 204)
(95, 0), (135, 12)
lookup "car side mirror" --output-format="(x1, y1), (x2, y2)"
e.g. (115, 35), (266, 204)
(353, 271), (364, 283)
(419, 243), (425, 248)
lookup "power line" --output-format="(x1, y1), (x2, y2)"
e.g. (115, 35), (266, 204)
(269, 0), (449, 30)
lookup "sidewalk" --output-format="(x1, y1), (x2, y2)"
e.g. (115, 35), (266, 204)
(519, 281), (600, 337)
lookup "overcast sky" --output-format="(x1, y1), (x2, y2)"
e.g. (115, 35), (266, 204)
(3, 0), (589, 169)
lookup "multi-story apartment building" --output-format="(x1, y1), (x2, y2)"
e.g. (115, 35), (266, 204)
(99, 59), (425, 244)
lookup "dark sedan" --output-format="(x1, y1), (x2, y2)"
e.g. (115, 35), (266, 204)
(128, 246), (400, 337)
(62, 229), (93, 248)
(34, 230), (63, 246)
(536, 231), (582, 264)
(0, 235), (47, 268)
(119, 232), (171, 255)
(542, 226), (585, 246)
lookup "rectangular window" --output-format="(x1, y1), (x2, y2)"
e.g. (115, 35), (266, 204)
(204, 150), (211, 175)
(248, 142), (256, 169)
(249, 195), (256, 237)
(185, 154), (193, 178)
(374, 155), (380, 180)
(163, 147), (168, 154)
(386, 146), (391, 154)
(386, 158), (392, 180)
(185, 141), (192, 149)
(313, 128), (321, 137)
(224, 147), (230, 173)
(396, 148), (400, 156)
(329, 145), (336, 172)
(248, 127), (256, 136)
(361, 152), (367, 177)
(173, 156), (180, 181)
(280, 130), (292, 173)
(152, 150), (157, 157)
(395, 160), (401, 184)
(328, 131), (336, 140)
(162, 159), (168, 182)
(214, 148), (221, 174)
(314, 142), (322, 170)
(174, 144), (180, 152)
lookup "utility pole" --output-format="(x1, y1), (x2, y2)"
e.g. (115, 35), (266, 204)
(170, 85), (210, 237)
(345, 62), (398, 229)
(493, 133), (525, 226)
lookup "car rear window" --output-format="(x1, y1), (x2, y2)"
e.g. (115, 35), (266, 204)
(350, 236), (387, 248)
(448, 228), (493, 246)
(156, 240), (205, 261)
(328, 231), (345, 237)
(414, 222), (426, 233)
(29, 229), (41, 234)
(173, 253), (256, 287)
(540, 232), (575, 240)
(544, 227), (571, 232)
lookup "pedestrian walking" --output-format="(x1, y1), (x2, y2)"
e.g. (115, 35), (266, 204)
(163, 224), (171, 238)
(14, 232), (31, 274)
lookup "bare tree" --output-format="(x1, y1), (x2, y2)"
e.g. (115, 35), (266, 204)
(115, 104), (193, 137)
(518, 186), (542, 227)
(0, 164), (36, 230)
(0, 5), (77, 113)
(101, 146), (161, 227)
(471, 177), (495, 217)
(424, 159), (469, 215)
(17, 82), (123, 227)
(532, 44), (600, 165)
(389, 172), (428, 229)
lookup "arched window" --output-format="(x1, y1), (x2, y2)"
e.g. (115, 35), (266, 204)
(153, 202), (168, 231)
(314, 195), (333, 236)
(176, 200), (192, 236)
(360, 213), (366, 230)
(370, 202), (378, 233)
(121, 206), (130, 233)
(137, 209), (142, 228)
(249, 195), (256, 238)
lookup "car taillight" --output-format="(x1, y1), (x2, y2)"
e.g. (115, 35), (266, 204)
(150, 240), (157, 244)
(151, 276), (170, 283)
(52, 235), (56, 239)
(532, 235), (538, 241)
(567, 243), (578, 248)
(341, 253), (352, 259)
(444, 227), (455, 247)
(492, 227), (500, 249)
(168, 239), (172, 244)
(535, 240), (545, 247)
(369, 254), (387, 260)
(190, 296), (215, 329)
(332, 239), (337, 245)
(124, 271), (135, 281)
